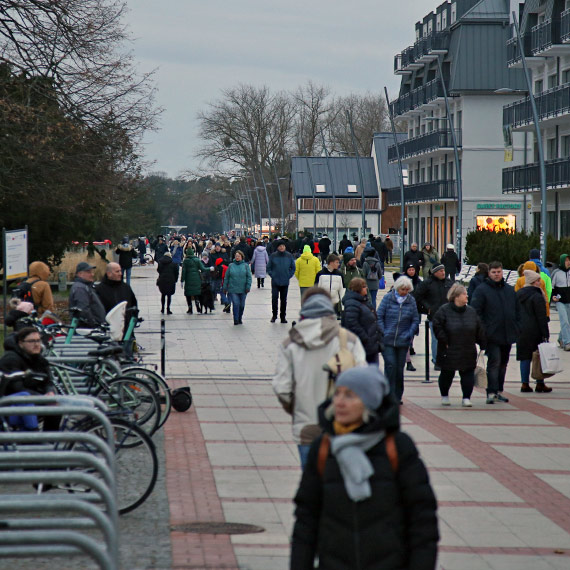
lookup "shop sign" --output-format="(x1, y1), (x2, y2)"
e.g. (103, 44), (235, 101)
(476, 203), (521, 210)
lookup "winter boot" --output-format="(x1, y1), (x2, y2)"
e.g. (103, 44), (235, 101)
(520, 383), (533, 393)
(261, 278), (265, 287)
(186, 296), (193, 314)
(195, 300), (202, 314)
(257, 278), (261, 288)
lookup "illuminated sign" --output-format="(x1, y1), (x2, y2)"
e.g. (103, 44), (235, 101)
(476, 215), (516, 233)
(476, 203), (521, 210)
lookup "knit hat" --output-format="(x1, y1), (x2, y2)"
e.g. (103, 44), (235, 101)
(215, 257), (224, 266)
(529, 248), (541, 260)
(300, 294), (335, 319)
(431, 264), (444, 274)
(524, 269), (541, 284)
(184, 248), (193, 257)
(16, 301), (34, 314)
(336, 366), (390, 411)
(446, 243), (455, 250)
(344, 246), (354, 254)
(303, 245), (312, 254)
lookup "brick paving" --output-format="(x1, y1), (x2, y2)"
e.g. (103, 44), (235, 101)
(129, 263), (570, 570)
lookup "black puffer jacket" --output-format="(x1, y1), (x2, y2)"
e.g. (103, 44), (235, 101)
(291, 397), (439, 570)
(414, 276), (453, 321)
(156, 256), (179, 296)
(471, 278), (521, 345)
(402, 249), (424, 270)
(432, 302), (486, 371)
(467, 273), (486, 303)
(342, 290), (383, 360)
(516, 286), (549, 361)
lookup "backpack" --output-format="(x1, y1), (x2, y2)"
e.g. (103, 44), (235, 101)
(317, 431), (398, 476)
(366, 259), (379, 280)
(322, 328), (358, 396)
(13, 279), (40, 307)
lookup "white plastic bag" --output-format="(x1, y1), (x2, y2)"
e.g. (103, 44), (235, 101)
(538, 342), (562, 375)
(474, 351), (487, 389)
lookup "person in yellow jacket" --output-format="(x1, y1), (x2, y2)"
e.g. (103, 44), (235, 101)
(515, 261), (550, 318)
(295, 245), (321, 298)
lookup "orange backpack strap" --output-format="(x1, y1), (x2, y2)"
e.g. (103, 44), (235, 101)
(385, 433), (399, 473)
(317, 433), (330, 477)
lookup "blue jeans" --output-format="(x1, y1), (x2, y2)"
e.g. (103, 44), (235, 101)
(557, 303), (570, 346)
(298, 444), (311, 470)
(369, 289), (378, 308)
(428, 320), (438, 364)
(229, 292), (247, 323)
(486, 343), (511, 395)
(520, 359), (531, 384)
(122, 267), (132, 285)
(212, 279), (228, 304)
(383, 345), (408, 401)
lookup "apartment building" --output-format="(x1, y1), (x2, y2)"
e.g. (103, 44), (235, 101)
(390, 0), (527, 257)
(503, 0), (570, 237)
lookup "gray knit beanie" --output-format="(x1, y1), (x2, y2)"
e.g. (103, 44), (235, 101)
(300, 294), (335, 319)
(336, 366), (390, 410)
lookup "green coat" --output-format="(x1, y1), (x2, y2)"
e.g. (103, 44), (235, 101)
(181, 254), (208, 296)
(223, 260), (252, 294)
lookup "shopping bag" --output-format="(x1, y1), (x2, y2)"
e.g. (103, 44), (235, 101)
(538, 342), (562, 375)
(378, 276), (386, 290)
(531, 350), (553, 380)
(474, 351), (487, 389)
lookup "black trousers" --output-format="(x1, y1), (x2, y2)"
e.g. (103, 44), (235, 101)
(438, 368), (475, 399)
(271, 283), (289, 317)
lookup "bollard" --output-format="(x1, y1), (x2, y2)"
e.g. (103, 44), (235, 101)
(423, 320), (431, 383)
(160, 319), (166, 378)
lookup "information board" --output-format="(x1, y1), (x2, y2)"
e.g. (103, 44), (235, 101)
(4, 229), (28, 280)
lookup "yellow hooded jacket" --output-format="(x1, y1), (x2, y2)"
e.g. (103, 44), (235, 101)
(295, 246), (321, 287)
(27, 261), (55, 316)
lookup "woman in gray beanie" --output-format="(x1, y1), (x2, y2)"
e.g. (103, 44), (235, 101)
(291, 366), (439, 570)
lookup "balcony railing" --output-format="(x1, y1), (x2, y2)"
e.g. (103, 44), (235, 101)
(387, 180), (457, 205)
(503, 83), (570, 128)
(507, 32), (532, 66)
(503, 157), (570, 193)
(394, 31), (450, 72)
(531, 18), (559, 54)
(562, 9), (570, 42)
(390, 77), (447, 117)
(387, 129), (462, 162)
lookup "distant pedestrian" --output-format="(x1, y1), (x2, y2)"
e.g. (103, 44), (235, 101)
(339, 234), (352, 254)
(316, 254), (345, 317)
(154, 236), (168, 264)
(515, 261), (550, 318)
(250, 241), (269, 288)
(385, 235), (394, 263)
(170, 240), (184, 267)
(69, 262), (107, 327)
(432, 284), (486, 407)
(295, 245), (321, 297)
(266, 241), (296, 323)
(552, 254), (570, 350)
(115, 237), (137, 285)
(467, 263), (488, 303)
(362, 252), (382, 308)
(441, 244), (460, 282)
(223, 250), (252, 325)
(421, 242), (439, 279)
(402, 243), (424, 272)
(181, 248), (209, 314)
(371, 235), (388, 269)
(156, 252), (179, 315)
(354, 238), (368, 263)
(137, 236), (147, 266)
(318, 234), (331, 259)
(340, 252), (364, 290)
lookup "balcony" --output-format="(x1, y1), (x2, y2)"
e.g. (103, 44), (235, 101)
(503, 157), (570, 193)
(390, 77), (447, 118)
(507, 32), (543, 68)
(562, 9), (570, 42)
(387, 129), (462, 162)
(393, 31), (450, 74)
(387, 180), (457, 206)
(531, 18), (570, 56)
(503, 83), (570, 130)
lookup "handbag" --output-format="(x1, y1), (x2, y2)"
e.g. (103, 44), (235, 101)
(538, 342), (562, 375)
(474, 351), (487, 389)
(531, 350), (553, 380)
(378, 276), (386, 290)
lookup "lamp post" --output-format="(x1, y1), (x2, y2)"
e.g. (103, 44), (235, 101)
(320, 129), (338, 253)
(301, 138), (318, 238)
(436, 56), (463, 258)
(384, 86), (407, 271)
(248, 172), (263, 235)
(511, 10), (547, 262)
(272, 163), (287, 235)
(258, 166), (272, 236)
(346, 110), (367, 238)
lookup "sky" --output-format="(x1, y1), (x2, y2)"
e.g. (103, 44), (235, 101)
(126, 0), (436, 178)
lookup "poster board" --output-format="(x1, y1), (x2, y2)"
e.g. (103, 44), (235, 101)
(3, 228), (28, 280)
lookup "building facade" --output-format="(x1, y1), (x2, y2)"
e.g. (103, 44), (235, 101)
(390, 0), (528, 257)
(503, 0), (570, 238)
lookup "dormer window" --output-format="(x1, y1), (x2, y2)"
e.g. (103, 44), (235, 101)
(436, 14), (442, 31)
(416, 29), (420, 40)
(423, 23), (428, 37)
(442, 11), (447, 28)
(428, 20), (433, 34)
(451, 2), (457, 24)
(316, 184), (326, 193)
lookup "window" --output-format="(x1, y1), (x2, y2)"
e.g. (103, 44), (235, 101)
(347, 184), (357, 193)
(421, 123), (426, 135)
(457, 110), (462, 129)
(436, 14), (441, 31)
(416, 29), (420, 41)
(421, 168), (426, 182)
(566, 0), (570, 11)
(534, 79), (543, 94)
(433, 164), (439, 180)
(315, 184), (326, 193)
(563, 69), (570, 84)
(427, 166), (432, 181)
(547, 138), (557, 160)
(427, 21), (433, 35)
(562, 134), (570, 157)
(451, 3), (457, 24)
(423, 23), (428, 37)
(442, 11), (447, 28)
(561, 211), (570, 237)
(448, 161), (454, 179)
(548, 74), (558, 89)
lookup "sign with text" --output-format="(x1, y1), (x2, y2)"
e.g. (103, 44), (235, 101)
(476, 203), (521, 210)
(4, 229), (28, 280)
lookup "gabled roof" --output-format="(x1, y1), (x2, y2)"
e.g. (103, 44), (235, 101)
(290, 156), (378, 199)
(461, 0), (508, 21)
(372, 132), (407, 190)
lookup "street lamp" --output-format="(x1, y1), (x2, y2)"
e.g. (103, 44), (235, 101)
(257, 166), (273, 236)
(301, 139), (318, 238)
(320, 129), (338, 253)
(247, 173), (263, 235)
(346, 110), (367, 238)
(272, 163), (287, 236)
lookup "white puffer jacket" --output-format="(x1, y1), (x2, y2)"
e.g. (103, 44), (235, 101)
(316, 267), (345, 304)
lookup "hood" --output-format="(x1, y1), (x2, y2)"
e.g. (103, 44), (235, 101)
(117, 244), (132, 252)
(560, 254), (569, 271)
(342, 289), (367, 306)
(522, 261), (538, 273)
(101, 275), (122, 288)
(3, 333), (20, 352)
(287, 315), (340, 349)
(28, 261), (50, 281)
(517, 284), (542, 304)
(184, 249), (196, 258)
(215, 258), (224, 266)
(303, 245), (312, 255)
(255, 245), (265, 252)
(300, 250), (314, 260)
(159, 256), (173, 265)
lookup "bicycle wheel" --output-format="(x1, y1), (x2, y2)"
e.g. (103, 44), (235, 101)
(93, 376), (160, 437)
(70, 417), (158, 515)
(121, 367), (172, 429)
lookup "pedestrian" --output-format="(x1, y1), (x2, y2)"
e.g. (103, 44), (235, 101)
(222, 250), (252, 325)
(69, 262), (107, 327)
(372, 235), (388, 269)
(271, 288), (366, 467)
(359, 241), (379, 268)
(362, 251), (382, 308)
(441, 244), (461, 282)
(421, 242), (440, 279)
(339, 233), (352, 254)
(24, 261), (54, 316)
(467, 262), (488, 303)
(432, 284), (486, 407)
(209, 242), (228, 267)
(528, 249), (552, 301)
(231, 235), (252, 262)
(290, 366), (439, 570)
(181, 248), (209, 314)
(515, 261), (550, 318)
(517, 270), (552, 393)
(170, 239), (184, 268)
(552, 254), (570, 350)
(385, 234), (394, 263)
(377, 276), (420, 403)
(154, 236), (168, 264)
(156, 251), (179, 315)
(471, 261), (521, 404)
(95, 262), (137, 315)
(318, 233), (331, 259)
(216, 258), (231, 313)
(342, 278), (383, 364)
(340, 252), (364, 290)
(295, 245), (321, 297)
(266, 241), (296, 323)
(115, 236), (137, 285)
(316, 254), (345, 317)
(354, 238), (368, 263)
(414, 264), (453, 370)
(137, 236), (147, 266)
(250, 241), (269, 288)
(402, 242), (424, 272)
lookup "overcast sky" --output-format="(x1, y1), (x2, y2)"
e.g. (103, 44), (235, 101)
(126, 0), (436, 178)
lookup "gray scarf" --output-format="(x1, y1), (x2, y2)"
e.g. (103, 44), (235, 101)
(330, 431), (385, 502)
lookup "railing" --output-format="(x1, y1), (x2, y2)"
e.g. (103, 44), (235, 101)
(390, 77), (447, 117)
(386, 180), (457, 205)
(502, 156), (570, 192)
(394, 31), (450, 71)
(531, 19), (556, 54)
(507, 32), (532, 66)
(503, 83), (570, 128)
(562, 9), (570, 42)
(387, 129), (461, 162)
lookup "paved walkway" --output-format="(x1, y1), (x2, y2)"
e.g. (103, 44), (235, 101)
(131, 264), (570, 570)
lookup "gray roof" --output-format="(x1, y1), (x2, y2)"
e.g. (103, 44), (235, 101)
(372, 132), (407, 190)
(460, 0), (508, 21)
(290, 156), (378, 199)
